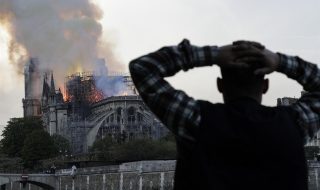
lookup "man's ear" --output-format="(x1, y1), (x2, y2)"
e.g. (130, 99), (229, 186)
(262, 78), (269, 94)
(217, 78), (223, 93)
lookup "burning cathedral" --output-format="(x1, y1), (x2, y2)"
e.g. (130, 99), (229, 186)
(22, 58), (168, 153)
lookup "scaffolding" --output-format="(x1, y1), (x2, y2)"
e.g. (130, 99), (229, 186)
(65, 72), (104, 104)
(64, 72), (136, 153)
(64, 72), (136, 104)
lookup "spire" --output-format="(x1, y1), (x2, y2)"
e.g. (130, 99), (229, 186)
(50, 73), (55, 94)
(57, 88), (64, 103)
(41, 73), (50, 107)
(42, 75), (47, 97)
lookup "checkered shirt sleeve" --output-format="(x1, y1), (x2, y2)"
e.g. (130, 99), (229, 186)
(278, 53), (320, 141)
(129, 39), (218, 141)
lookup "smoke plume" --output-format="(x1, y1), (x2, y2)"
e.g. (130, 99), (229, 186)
(0, 0), (123, 87)
(94, 59), (127, 97)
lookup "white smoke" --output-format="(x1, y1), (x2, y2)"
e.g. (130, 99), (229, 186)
(0, 0), (124, 88)
(94, 59), (127, 97)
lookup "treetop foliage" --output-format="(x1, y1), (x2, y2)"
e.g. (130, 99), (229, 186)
(0, 117), (44, 157)
(0, 117), (70, 169)
(90, 134), (177, 162)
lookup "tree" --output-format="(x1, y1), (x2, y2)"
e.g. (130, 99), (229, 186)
(0, 154), (23, 173)
(113, 139), (157, 161)
(0, 117), (44, 157)
(153, 140), (177, 159)
(21, 130), (58, 168)
(90, 136), (115, 160)
(161, 132), (176, 142)
(305, 146), (320, 160)
(114, 139), (177, 161)
(51, 134), (71, 155)
(90, 136), (177, 162)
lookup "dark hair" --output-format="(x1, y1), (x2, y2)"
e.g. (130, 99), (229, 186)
(220, 67), (265, 94)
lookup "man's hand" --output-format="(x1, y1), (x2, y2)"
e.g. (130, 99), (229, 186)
(252, 48), (280, 75)
(215, 43), (264, 69)
(233, 43), (280, 75)
(233, 40), (265, 49)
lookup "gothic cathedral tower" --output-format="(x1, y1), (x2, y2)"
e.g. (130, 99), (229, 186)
(22, 58), (42, 117)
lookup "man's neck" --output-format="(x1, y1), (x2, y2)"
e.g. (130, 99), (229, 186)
(223, 94), (262, 104)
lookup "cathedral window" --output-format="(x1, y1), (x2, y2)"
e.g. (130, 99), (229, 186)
(127, 107), (136, 123)
(137, 112), (143, 122)
(129, 132), (134, 140)
(117, 107), (122, 123)
(110, 114), (114, 122)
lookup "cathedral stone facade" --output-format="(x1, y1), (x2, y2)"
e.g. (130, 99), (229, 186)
(22, 58), (42, 117)
(41, 73), (68, 135)
(23, 58), (168, 153)
(278, 95), (320, 147)
(86, 96), (167, 148)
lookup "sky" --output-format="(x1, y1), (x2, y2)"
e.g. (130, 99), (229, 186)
(0, 0), (320, 134)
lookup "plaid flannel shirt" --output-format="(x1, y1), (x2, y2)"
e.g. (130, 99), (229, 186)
(278, 53), (320, 142)
(129, 39), (320, 143)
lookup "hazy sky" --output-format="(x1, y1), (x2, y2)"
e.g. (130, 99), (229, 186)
(0, 0), (320, 134)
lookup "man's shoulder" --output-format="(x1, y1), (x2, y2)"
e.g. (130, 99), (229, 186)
(261, 104), (297, 115)
(196, 100), (228, 118)
(197, 100), (224, 108)
(197, 99), (298, 121)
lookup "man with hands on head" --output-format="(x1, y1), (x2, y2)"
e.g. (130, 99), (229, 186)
(129, 39), (320, 190)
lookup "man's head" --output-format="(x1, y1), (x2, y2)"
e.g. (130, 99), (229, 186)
(217, 66), (269, 103)
(215, 41), (272, 103)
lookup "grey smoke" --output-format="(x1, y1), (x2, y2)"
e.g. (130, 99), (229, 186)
(94, 59), (127, 97)
(0, 0), (123, 88)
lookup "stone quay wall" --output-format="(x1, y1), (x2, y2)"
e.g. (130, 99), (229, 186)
(56, 160), (176, 190)
(3, 160), (320, 189)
